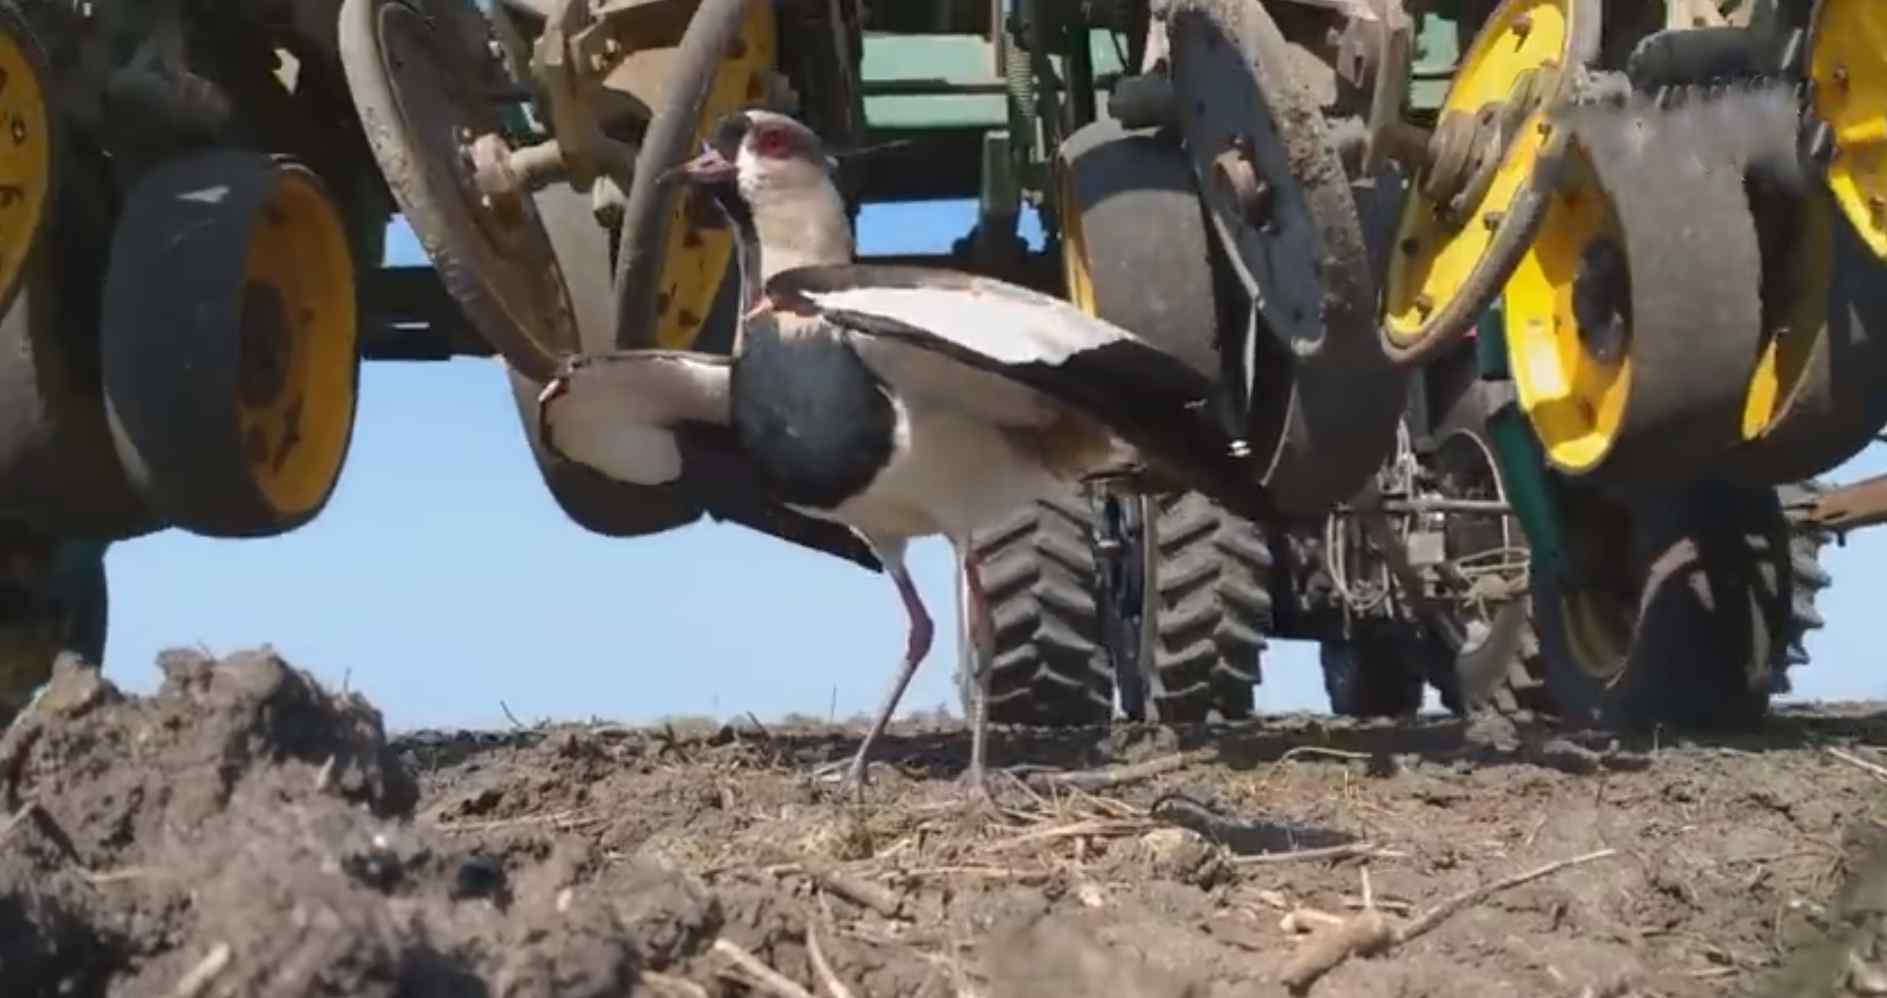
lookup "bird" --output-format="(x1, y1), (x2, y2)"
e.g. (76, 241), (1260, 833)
(537, 108), (1280, 797)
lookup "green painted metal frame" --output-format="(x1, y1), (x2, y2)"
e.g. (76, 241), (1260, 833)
(1476, 298), (1571, 587)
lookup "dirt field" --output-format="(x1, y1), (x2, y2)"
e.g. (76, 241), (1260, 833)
(3, 648), (1886, 998)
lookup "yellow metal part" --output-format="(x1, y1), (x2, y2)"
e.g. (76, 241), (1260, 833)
(1054, 162), (1098, 316)
(652, 0), (776, 349)
(1558, 586), (1631, 683)
(0, 15), (52, 312)
(1810, 0), (1887, 262)
(1383, 0), (1585, 346)
(1741, 194), (1837, 440)
(1503, 147), (1628, 474)
(236, 164), (359, 518)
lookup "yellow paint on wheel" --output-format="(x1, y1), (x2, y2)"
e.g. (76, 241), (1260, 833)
(1384, 0), (1587, 347)
(1558, 587), (1630, 683)
(1741, 193), (1836, 440)
(1503, 146), (1629, 475)
(0, 14), (51, 311)
(654, 0), (777, 349)
(1810, 0), (1887, 262)
(1054, 161), (1098, 317)
(236, 164), (359, 517)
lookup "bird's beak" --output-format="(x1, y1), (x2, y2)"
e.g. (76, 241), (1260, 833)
(661, 144), (738, 186)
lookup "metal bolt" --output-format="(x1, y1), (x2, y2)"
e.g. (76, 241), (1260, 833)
(1483, 210), (1505, 231)
(1870, 195), (1886, 223)
(1512, 12), (1532, 41)
(1414, 293), (1435, 317)
(1400, 237), (1421, 256)
(1834, 64), (1851, 92)
(1212, 141), (1273, 230)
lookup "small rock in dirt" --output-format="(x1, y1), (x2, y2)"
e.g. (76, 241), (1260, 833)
(1412, 780), (1470, 808)
(1135, 828), (1231, 890)
(452, 854), (508, 902)
(30, 654), (117, 719)
(1462, 710), (1520, 752)
(604, 860), (722, 970)
(981, 912), (1200, 998)
(343, 830), (410, 893)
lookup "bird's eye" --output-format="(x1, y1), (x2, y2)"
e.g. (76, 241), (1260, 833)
(752, 128), (792, 158)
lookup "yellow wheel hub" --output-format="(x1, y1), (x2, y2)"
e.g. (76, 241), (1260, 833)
(1383, 0), (1596, 357)
(1741, 193), (1837, 441)
(1503, 145), (1629, 475)
(652, 0), (776, 348)
(235, 163), (359, 518)
(1809, 0), (1887, 263)
(0, 4), (53, 315)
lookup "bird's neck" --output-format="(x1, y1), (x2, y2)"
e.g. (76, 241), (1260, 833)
(728, 181), (854, 312)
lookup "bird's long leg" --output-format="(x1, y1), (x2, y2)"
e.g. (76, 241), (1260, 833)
(960, 539), (994, 800)
(839, 541), (932, 798)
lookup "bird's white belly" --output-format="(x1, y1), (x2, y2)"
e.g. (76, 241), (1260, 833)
(813, 400), (1070, 544)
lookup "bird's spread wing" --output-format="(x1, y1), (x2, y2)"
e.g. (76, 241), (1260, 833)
(538, 350), (732, 487)
(765, 264), (1280, 521)
(769, 264), (1136, 366)
(538, 348), (882, 573)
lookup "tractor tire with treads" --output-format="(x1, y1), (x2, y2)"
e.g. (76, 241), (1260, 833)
(976, 494), (1113, 728)
(1774, 480), (1834, 692)
(1320, 636), (1426, 719)
(1147, 492), (1269, 723)
(1534, 480), (1793, 731)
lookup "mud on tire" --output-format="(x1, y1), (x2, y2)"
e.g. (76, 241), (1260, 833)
(975, 493), (1113, 727)
(1147, 493), (1270, 723)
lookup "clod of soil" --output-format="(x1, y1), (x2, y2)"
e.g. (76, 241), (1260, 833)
(1, 647), (1884, 998)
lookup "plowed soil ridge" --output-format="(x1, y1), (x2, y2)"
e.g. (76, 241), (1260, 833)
(1, 649), (1884, 997)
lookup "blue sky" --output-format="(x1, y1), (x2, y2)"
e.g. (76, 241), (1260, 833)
(96, 199), (1887, 731)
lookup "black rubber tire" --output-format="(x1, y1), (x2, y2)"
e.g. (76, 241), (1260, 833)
(977, 492), (1114, 727)
(1319, 637), (1425, 719)
(1147, 492), (1269, 723)
(99, 148), (362, 539)
(0, 130), (150, 538)
(505, 184), (705, 538)
(338, 0), (579, 383)
(1532, 480), (1791, 731)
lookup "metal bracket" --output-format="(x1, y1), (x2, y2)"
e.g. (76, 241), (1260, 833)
(1332, 0), (1414, 177)
(1793, 473), (1887, 533)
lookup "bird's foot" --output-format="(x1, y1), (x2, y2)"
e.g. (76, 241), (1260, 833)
(810, 749), (876, 802)
(955, 762), (995, 808)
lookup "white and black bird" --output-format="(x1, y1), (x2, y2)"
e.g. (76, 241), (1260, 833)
(538, 109), (1279, 796)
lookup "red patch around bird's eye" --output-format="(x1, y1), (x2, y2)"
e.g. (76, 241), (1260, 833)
(751, 127), (793, 158)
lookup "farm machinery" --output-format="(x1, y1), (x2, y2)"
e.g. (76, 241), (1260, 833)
(0, 0), (1876, 734)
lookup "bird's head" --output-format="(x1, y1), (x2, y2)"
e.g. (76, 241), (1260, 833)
(665, 109), (853, 282)
(668, 110), (840, 216)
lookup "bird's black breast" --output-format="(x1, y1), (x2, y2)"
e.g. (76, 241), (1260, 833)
(731, 323), (896, 511)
